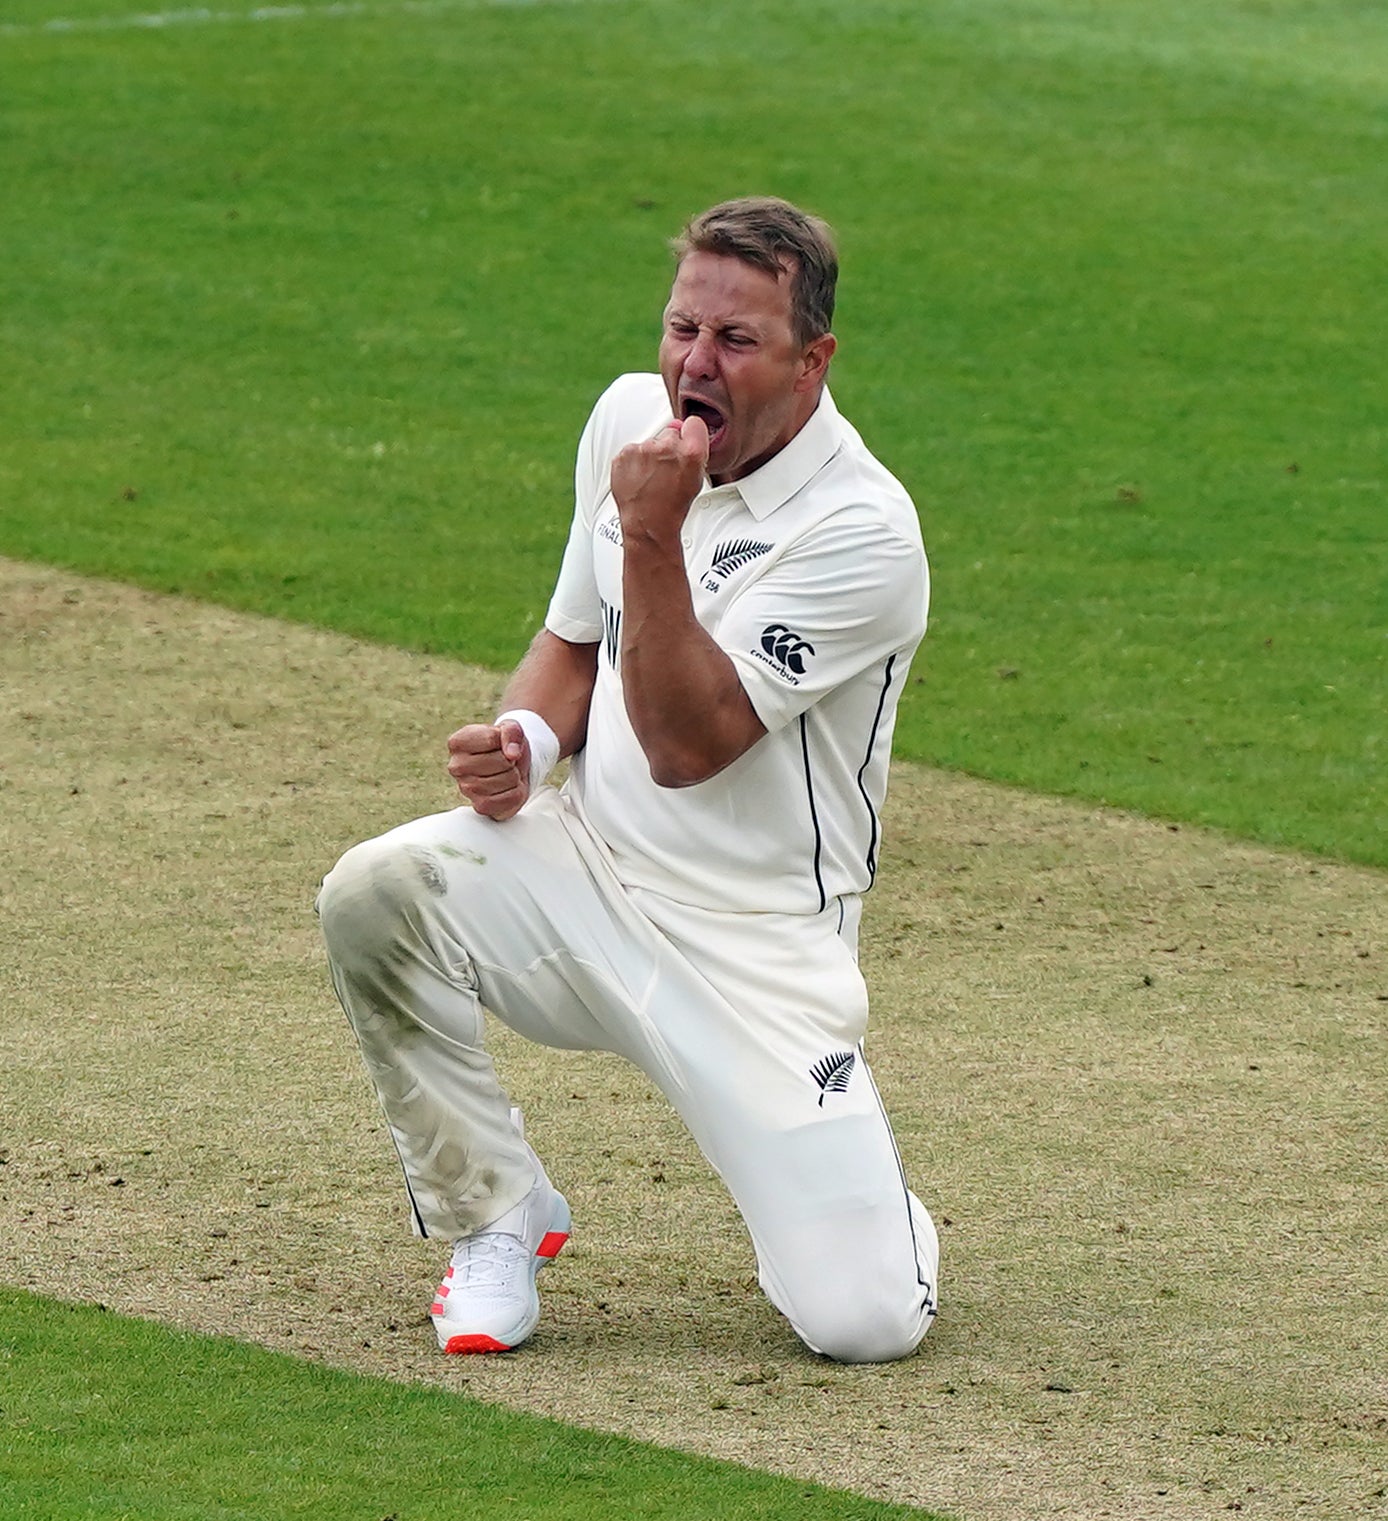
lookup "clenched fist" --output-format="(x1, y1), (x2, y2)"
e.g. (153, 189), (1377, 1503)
(610, 414), (709, 543)
(446, 719), (531, 821)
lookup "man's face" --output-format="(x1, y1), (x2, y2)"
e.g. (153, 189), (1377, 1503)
(659, 251), (832, 485)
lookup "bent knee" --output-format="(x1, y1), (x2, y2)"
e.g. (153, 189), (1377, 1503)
(761, 1201), (940, 1365)
(796, 1301), (933, 1365)
(316, 834), (440, 964)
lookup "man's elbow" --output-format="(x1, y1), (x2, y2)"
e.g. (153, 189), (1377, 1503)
(646, 749), (724, 789)
(644, 729), (762, 789)
(631, 691), (766, 788)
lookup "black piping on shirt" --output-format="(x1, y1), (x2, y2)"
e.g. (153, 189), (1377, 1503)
(855, 653), (898, 886)
(798, 712), (828, 912)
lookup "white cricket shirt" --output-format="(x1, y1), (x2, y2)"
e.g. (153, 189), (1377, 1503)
(545, 373), (929, 916)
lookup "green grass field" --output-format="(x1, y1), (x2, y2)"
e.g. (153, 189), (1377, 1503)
(2, 1), (1385, 1516)
(0, 1291), (935, 1520)
(2, 0), (1384, 865)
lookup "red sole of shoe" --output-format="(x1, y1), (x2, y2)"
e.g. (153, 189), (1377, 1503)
(443, 1333), (513, 1354)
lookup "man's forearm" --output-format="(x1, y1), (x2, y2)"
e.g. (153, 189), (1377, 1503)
(608, 413), (765, 787)
(498, 630), (600, 760)
(619, 533), (764, 788)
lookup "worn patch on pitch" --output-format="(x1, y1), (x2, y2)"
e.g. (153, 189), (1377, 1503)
(2, 557), (1384, 1521)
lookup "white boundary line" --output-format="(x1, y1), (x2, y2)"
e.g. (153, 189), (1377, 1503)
(0, 0), (602, 37)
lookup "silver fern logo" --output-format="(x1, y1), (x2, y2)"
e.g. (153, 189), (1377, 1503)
(810, 1050), (856, 1106)
(709, 538), (773, 578)
(702, 538), (772, 592)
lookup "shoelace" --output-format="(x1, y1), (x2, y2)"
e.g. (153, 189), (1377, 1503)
(449, 1232), (531, 1290)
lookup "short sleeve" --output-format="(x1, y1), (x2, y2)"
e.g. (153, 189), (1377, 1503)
(718, 511), (928, 734)
(544, 498), (603, 642)
(544, 374), (670, 644)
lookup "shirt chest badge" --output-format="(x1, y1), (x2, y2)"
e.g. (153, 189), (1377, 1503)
(700, 537), (773, 593)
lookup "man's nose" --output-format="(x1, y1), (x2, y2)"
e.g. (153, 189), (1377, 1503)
(683, 330), (719, 379)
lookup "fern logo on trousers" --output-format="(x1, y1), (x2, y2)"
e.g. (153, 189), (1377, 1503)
(810, 1050), (856, 1106)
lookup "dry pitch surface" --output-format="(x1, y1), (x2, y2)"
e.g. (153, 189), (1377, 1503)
(3, 556), (1385, 1521)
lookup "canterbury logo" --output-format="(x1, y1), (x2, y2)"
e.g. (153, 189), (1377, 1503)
(708, 538), (773, 579)
(810, 1050), (855, 1106)
(759, 624), (815, 675)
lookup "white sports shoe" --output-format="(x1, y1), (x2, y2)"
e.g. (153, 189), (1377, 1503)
(430, 1175), (571, 1355)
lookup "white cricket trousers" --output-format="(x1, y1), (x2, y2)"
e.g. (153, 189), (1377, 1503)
(316, 788), (938, 1364)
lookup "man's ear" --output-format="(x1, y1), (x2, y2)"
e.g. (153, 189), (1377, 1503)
(796, 332), (837, 392)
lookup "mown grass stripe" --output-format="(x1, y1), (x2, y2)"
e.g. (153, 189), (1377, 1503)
(0, 0), (620, 35)
(0, 1289), (944, 1520)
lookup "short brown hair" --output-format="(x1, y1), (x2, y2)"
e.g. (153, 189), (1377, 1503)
(672, 196), (838, 347)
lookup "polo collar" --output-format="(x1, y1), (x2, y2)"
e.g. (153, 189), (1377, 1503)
(712, 387), (843, 521)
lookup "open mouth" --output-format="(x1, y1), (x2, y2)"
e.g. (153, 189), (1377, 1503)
(680, 396), (728, 447)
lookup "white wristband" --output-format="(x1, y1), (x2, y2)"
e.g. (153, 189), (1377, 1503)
(495, 709), (561, 796)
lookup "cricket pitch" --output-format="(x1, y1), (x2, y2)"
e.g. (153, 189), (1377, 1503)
(2, 557), (1384, 1520)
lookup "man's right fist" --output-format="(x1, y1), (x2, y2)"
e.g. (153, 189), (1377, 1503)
(446, 719), (532, 821)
